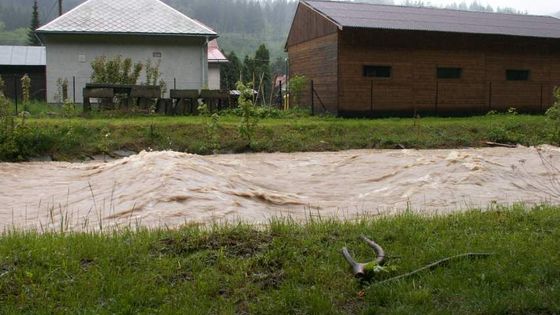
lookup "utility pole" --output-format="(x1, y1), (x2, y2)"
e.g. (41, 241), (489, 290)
(58, 0), (63, 16)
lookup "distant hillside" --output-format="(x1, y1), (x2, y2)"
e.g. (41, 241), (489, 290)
(0, 0), (540, 59)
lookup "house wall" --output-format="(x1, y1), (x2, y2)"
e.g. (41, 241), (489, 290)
(288, 33), (338, 114)
(208, 63), (221, 90)
(286, 3), (339, 114)
(42, 34), (208, 103)
(286, 2), (338, 47)
(338, 28), (560, 116)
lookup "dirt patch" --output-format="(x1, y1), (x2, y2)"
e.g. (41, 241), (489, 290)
(155, 229), (273, 258)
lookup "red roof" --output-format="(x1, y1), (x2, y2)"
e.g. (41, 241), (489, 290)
(208, 39), (228, 63)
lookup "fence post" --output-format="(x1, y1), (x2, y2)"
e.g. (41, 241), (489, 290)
(488, 81), (492, 111)
(310, 79), (315, 116)
(279, 80), (283, 108)
(73, 76), (76, 104)
(540, 83), (544, 112)
(434, 80), (439, 115)
(14, 76), (18, 115)
(370, 80), (374, 116)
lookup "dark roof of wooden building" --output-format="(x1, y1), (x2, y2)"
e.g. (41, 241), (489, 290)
(304, 0), (560, 39)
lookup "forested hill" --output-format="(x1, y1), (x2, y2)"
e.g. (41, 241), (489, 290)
(0, 0), (549, 59)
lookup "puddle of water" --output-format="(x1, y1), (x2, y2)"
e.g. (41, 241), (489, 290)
(1, 146), (559, 231)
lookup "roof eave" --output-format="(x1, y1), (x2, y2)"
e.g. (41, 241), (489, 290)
(209, 59), (229, 64)
(36, 30), (218, 38)
(343, 25), (560, 40)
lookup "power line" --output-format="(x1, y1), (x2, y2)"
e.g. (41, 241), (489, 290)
(45, 0), (59, 21)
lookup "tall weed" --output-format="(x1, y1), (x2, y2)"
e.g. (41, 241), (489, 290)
(545, 87), (560, 144)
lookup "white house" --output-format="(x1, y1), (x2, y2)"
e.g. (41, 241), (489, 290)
(36, 0), (218, 103)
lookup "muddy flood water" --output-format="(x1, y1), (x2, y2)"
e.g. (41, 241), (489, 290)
(1, 146), (560, 231)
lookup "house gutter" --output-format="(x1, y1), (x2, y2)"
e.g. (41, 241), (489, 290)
(202, 36), (209, 88)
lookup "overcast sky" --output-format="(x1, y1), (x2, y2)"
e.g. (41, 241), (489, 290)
(419, 0), (558, 15)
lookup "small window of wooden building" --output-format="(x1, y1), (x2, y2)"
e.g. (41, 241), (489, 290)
(506, 69), (530, 81)
(363, 65), (391, 78)
(437, 67), (462, 79)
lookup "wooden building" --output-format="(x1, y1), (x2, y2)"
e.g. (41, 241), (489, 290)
(286, 1), (560, 116)
(0, 46), (46, 102)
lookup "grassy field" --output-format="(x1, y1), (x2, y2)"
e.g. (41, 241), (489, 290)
(0, 205), (558, 314)
(0, 104), (555, 161)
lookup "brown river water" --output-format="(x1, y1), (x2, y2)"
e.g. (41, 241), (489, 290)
(1, 146), (559, 231)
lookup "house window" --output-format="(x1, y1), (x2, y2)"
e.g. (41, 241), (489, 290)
(363, 65), (391, 78)
(153, 52), (162, 58)
(506, 69), (530, 81)
(437, 67), (462, 79)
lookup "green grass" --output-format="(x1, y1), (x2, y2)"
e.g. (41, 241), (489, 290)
(0, 107), (555, 161)
(1, 205), (558, 314)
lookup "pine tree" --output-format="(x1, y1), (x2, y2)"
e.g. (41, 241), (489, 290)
(253, 44), (271, 104)
(242, 55), (254, 84)
(27, 0), (41, 46)
(221, 51), (241, 90)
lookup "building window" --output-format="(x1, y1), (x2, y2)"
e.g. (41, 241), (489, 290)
(363, 65), (391, 78)
(437, 67), (462, 79)
(506, 69), (530, 81)
(153, 52), (162, 58)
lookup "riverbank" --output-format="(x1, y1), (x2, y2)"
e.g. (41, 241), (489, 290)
(1, 205), (558, 314)
(0, 113), (554, 162)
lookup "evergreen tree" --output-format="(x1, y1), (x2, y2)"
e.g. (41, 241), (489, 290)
(253, 44), (271, 104)
(27, 0), (40, 46)
(221, 51), (241, 90)
(242, 55), (255, 84)
(271, 56), (287, 76)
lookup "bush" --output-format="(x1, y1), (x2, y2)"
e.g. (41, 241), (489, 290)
(54, 78), (69, 104)
(288, 75), (306, 107)
(90, 56), (143, 85)
(0, 94), (36, 161)
(222, 106), (311, 119)
(545, 87), (560, 144)
(237, 81), (259, 147)
(197, 103), (221, 153)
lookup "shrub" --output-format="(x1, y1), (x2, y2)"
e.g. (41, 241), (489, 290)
(237, 81), (259, 147)
(197, 103), (221, 153)
(90, 56), (143, 85)
(62, 99), (77, 118)
(21, 74), (31, 112)
(54, 78), (69, 104)
(0, 93), (38, 161)
(545, 87), (560, 144)
(288, 75), (306, 107)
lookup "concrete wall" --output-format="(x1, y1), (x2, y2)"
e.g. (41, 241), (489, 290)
(208, 63), (221, 90)
(42, 34), (209, 103)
